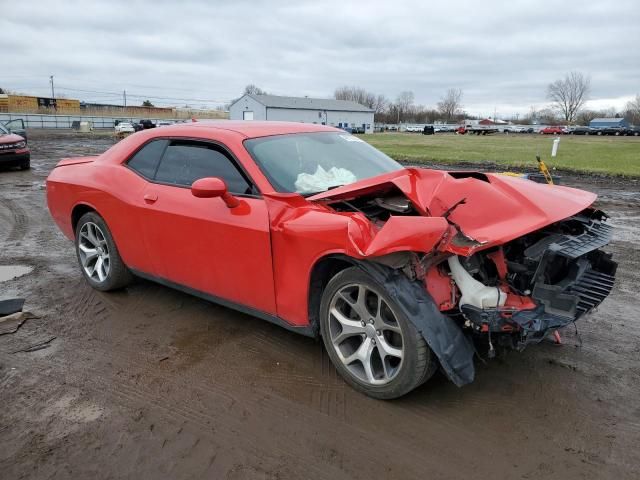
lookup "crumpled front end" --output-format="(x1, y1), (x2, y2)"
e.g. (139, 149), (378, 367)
(427, 208), (617, 353)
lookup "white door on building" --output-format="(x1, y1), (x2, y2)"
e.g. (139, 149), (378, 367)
(243, 111), (254, 120)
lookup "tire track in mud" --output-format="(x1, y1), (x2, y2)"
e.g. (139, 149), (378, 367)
(24, 332), (571, 453)
(12, 350), (484, 480)
(7, 351), (347, 479)
(0, 197), (29, 244)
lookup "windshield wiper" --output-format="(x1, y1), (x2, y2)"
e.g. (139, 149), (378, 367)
(301, 184), (345, 197)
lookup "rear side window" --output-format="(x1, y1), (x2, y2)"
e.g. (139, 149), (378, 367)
(127, 139), (169, 178)
(154, 142), (252, 194)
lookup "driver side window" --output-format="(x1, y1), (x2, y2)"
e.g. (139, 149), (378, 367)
(127, 139), (254, 195)
(154, 142), (253, 194)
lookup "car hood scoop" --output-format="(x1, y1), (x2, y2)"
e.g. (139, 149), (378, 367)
(309, 167), (597, 247)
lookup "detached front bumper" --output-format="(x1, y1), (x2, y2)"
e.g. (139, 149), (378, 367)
(0, 150), (30, 167)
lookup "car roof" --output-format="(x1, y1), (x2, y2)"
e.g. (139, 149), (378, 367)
(170, 120), (341, 139)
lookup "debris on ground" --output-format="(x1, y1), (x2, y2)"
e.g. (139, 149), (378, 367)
(0, 298), (25, 317)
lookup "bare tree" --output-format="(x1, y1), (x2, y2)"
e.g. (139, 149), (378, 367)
(547, 72), (590, 124)
(372, 94), (388, 114)
(625, 94), (640, 124)
(244, 84), (267, 96)
(334, 86), (377, 109)
(395, 91), (414, 122)
(576, 110), (599, 125)
(437, 88), (463, 122)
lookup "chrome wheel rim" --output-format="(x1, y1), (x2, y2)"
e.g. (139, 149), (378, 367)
(328, 283), (404, 385)
(78, 222), (110, 283)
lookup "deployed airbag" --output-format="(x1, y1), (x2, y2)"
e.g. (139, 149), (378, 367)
(295, 165), (357, 193)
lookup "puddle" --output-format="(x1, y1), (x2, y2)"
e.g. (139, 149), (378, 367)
(0, 265), (33, 282)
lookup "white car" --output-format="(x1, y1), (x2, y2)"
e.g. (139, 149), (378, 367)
(114, 122), (135, 133)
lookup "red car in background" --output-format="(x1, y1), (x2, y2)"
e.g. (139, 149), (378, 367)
(0, 122), (30, 170)
(46, 122), (616, 399)
(539, 126), (565, 134)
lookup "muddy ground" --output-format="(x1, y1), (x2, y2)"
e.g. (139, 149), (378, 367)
(1, 130), (639, 479)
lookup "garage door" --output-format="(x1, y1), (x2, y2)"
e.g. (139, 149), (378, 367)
(243, 111), (254, 121)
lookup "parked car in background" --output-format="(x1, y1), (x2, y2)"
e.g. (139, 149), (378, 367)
(114, 122), (135, 133)
(570, 126), (595, 135)
(139, 119), (156, 130)
(626, 126), (640, 136)
(597, 126), (627, 136)
(45, 121), (617, 399)
(540, 126), (564, 135)
(157, 121), (174, 128)
(2, 119), (28, 142)
(423, 125), (434, 135)
(0, 123), (30, 170)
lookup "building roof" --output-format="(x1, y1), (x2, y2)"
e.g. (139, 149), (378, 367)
(245, 94), (374, 113)
(590, 118), (625, 123)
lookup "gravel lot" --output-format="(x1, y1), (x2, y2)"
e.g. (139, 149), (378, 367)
(1, 131), (639, 479)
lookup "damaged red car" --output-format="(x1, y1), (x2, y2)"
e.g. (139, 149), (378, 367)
(46, 122), (616, 399)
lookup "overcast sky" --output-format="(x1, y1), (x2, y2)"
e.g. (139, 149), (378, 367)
(2, 0), (638, 117)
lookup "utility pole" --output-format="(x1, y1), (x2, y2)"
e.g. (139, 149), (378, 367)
(123, 89), (127, 107)
(49, 75), (55, 99)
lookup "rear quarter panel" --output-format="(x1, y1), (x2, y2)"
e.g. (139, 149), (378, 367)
(46, 160), (153, 273)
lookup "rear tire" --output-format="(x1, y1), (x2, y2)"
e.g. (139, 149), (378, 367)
(75, 212), (133, 291)
(319, 267), (437, 399)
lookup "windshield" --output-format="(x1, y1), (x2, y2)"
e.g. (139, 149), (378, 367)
(244, 132), (403, 194)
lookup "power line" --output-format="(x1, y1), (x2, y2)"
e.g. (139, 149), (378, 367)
(55, 85), (232, 104)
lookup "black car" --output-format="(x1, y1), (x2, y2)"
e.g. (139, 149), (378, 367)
(133, 119), (157, 132)
(596, 126), (626, 136)
(422, 125), (434, 135)
(571, 126), (596, 135)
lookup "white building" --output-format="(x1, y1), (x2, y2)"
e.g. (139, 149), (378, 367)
(229, 94), (374, 133)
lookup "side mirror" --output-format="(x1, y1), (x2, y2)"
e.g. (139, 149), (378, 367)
(191, 177), (239, 208)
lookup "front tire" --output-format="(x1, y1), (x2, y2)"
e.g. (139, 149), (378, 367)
(75, 212), (132, 291)
(19, 160), (30, 170)
(319, 267), (437, 399)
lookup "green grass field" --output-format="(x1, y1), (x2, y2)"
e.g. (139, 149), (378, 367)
(363, 133), (640, 176)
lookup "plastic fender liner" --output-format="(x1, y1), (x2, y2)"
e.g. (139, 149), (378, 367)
(356, 260), (476, 387)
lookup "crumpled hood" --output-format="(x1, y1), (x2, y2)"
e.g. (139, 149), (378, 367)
(309, 167), (596, 248)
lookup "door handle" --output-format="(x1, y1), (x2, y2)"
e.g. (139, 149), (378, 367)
(144, 193), (158, 203)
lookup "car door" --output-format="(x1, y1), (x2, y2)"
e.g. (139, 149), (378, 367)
(3, 119), (27, 141)
(137, 139), (277, 315)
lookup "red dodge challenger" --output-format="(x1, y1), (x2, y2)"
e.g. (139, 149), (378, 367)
(46, 122), (616, 399)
